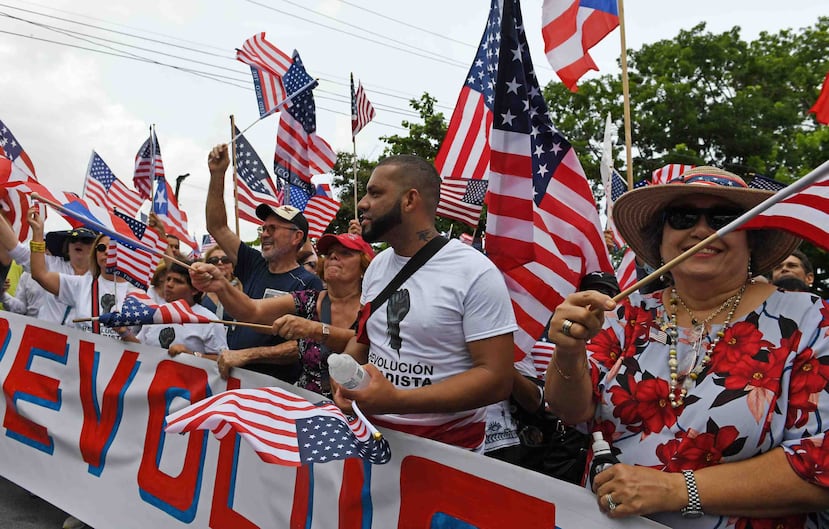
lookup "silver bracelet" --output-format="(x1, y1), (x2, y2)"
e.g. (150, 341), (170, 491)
(680, 469), (704, 519)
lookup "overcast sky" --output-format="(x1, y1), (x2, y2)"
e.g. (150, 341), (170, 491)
(0, 0), (825, 241)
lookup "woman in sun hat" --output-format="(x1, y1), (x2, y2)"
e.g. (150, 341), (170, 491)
(190, 232), (374, 397)
(542, 166), (829, 528)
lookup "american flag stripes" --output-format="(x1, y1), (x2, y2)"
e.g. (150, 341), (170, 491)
(476, 0), (614, 357)
(541, 0), (619, 91)
(0, 119), (36, 178)
(606, 169), (638, 292)
(741, 162), (829, 251)
(153, 178), (194, 249)
(133, 130), (165, 200)
(529, 337), (556, 379)
(287, 182), (340, 239)
(164, 387), (392, 466)
(84, 151), (144, 218)
(233, 126), (282, 225)
(436, 178), (488, 227)
(651, 163), (694, 185)
(98, 291), (212, 327)
(810, 72), (829, 125)
(106, 211), (166, 290)
(0, 154), (39, 243)
(236, 33), (293, 117)
(351, 74), (376, 137)
(274, 51), (336, 185)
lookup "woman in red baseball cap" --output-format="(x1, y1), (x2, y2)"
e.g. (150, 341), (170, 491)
(191, 232), (374, 398)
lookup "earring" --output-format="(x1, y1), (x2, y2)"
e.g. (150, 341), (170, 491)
(748, 261), (755, 284)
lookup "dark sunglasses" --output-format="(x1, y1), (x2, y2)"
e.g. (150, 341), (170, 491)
(206, 256), (232, 265)
(95, 243), (108, 252)
(663, 207), (743, 231)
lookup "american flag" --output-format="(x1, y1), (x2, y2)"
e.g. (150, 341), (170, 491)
(471, 0), (614, 357)
(810, 72), (829, 125)
(748, 173), (787, 192)
(0, 119), (36, 178)
(0, 154), (38, 243)
(541, 0), (619, 92)
(233, 125), (282, 225)
(84, 151), (144, 218)
(236, 33), (293, 117)
(201, 233), (217, 251)
(164, 387), (392, 466)
(436, 178), (488, 227)
(133, 130), (165, 200)
(106, 211), (166, 290)
(152, 178), (194, 249)
(651, 163), (694, 185)
(351, 73), (376, 137)
(274, 51), (337, 186)
(288, 182), (340, 239)
(98, 291), (212, 327)
(741, 161), (829, 251)
(606, 169), (639, 291)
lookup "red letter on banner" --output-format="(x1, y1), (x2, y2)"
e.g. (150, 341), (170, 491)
(77, 340), (140, 476)
(2, 322), (65, 454)
(398, 456), (556, 527)
(137, 360), (210, 523)
(209, 376), (258, 529)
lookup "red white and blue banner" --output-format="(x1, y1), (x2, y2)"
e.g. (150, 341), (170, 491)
(0, 313), (664, 529)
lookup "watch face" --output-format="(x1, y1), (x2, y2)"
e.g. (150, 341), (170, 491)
(681, 509), (704, 519)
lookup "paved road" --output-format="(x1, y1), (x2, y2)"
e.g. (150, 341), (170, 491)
(0, 476), (68, 529)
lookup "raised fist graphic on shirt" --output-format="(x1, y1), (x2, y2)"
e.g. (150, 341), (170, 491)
(386, 289), (410, 354)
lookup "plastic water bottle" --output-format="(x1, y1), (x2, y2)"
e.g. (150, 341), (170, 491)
(589, 431), (619, 488)
(328, 353), (369, 390)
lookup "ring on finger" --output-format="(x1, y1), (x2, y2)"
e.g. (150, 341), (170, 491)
(605, 493), (618, 512)
(561, 319), (575, 337)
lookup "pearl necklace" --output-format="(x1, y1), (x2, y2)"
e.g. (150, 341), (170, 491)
(666, 283), (747, 408)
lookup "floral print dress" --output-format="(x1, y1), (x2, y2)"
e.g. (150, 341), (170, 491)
(586, 289), (829, 529)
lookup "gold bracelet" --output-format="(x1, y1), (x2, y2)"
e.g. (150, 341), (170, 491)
(552, 354), (588, 381)
(29, 240), (46, 253)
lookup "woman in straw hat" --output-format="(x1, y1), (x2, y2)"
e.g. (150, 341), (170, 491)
(543, 167), (829, 527)
(190, 232), (374, 398)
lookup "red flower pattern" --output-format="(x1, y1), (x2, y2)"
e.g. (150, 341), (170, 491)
(609, 375), (677, 435)
(654, 425), (741, 472)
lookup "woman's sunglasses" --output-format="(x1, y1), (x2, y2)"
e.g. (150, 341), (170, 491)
(663, 207), (743, 231)
(95, 243), (108, 253)
(206, 256), (232, 265)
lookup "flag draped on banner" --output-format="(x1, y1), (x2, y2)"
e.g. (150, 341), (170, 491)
(106, 211), (166, 290)
(236, 33), (293, 118)
(99, 291), (212, 327)
(809, 72), (829, 125)
(541, 0), (619, 91)
(651, 163), (694, 185)
(133, 129), (164, 200)
(351, 74), (376, 137)
(436, 178), (488, 227)
(84, 151), (144, 218)
(446, 0), (613, 357)
(164, 387), (392, 466)
(0, 119), (36, 178)
(152, 178), (194, 248)
(274, 51), (336, 187)
(233, 126), (283, 225)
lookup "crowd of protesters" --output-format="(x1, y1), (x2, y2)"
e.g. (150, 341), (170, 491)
(0, 151), (826, 529)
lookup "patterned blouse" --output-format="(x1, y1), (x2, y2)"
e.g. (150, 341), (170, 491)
(292, 289), (332, 398)
(586, 289), (829, 529)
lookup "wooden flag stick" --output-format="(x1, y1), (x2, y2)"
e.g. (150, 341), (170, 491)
(75, 316), (272, 332)
(617, 0), (635, 190)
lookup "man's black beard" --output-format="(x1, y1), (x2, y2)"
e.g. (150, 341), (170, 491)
(362, 199), (402, 243)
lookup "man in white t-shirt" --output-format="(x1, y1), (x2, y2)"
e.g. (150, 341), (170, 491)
(336, 154), (516, 452)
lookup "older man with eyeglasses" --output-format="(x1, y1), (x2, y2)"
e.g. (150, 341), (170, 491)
(206, 144), (323, 383)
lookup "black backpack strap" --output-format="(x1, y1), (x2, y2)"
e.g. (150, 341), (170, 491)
(368, 236), (448, 316)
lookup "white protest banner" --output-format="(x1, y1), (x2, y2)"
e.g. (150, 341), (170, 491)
(0, 313), (665, 528)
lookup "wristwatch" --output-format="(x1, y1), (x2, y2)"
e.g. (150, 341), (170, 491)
(680, 470), (704, 519)
(320, 323), (330, 343)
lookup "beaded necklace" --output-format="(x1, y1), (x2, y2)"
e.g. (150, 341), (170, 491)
(666, 283), (747, 408)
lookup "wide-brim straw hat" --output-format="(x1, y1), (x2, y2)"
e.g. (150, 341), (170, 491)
(612, 166), (801, 276)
